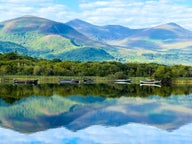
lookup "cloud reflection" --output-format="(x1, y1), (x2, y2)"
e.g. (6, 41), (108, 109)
(1, 123), (192, 144)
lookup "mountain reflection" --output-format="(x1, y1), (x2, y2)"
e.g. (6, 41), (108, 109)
(0, 83), (192, 134)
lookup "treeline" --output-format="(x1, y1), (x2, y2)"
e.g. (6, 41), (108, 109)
(1, 84), (192, 104)
(0, 52), (192, 83)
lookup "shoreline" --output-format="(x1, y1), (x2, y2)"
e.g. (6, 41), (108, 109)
(0, 75), (192, 84)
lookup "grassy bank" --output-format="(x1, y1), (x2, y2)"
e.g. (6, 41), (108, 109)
(0, 75), (192, 84)
(0, 76), (155, 84)
(172, 77), (192, 84)
(0, 75), (112, 84)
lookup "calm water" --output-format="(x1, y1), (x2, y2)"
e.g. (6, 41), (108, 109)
(0, 83), (192, 144)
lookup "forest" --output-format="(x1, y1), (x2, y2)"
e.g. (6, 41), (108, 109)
(0, 52), (192, 83)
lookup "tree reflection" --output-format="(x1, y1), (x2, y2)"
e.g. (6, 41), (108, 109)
(0, 83), (191, 104)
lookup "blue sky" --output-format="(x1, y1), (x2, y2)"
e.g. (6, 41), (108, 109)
(0, 0), (192, 29)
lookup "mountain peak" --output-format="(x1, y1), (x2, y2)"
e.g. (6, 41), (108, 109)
(71, 18), (85, 23)
(166, 22), (180, 26)
(2, 15), (53, 28)
(5, 15), (52, 23)
(1, 15), (55, 33)
(22, 15), (39, 18)
(154, 22), (187, 31)
(66, 19), (96, 28)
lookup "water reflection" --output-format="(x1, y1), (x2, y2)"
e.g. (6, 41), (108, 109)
(0, 83), (192, 143)
(0, 83), (192, 133)
(1, 123), (192, 144)
(0, 84), (192, 103)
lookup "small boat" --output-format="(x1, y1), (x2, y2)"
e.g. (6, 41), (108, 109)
(114, 79), (131, 84)
(13, 79), (38, 85)
(140, 80), (161, 84)
(140, 83), (161, 88)
(83, 79), (94, 84)
(58, 79), (80, 84)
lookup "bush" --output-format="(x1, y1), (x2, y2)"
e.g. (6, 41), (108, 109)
(113, 72), (128, 79)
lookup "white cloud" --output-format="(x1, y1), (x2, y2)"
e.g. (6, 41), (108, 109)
(0, 0), (70, 22)
(78, 0), (192, 30)
(0, 0), (53, 3)
(0, 0), (192, 30)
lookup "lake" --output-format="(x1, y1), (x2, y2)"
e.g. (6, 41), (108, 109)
(0, 83), (192, 144)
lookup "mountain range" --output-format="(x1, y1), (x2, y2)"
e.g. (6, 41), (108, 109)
(0, 15), (191, 65)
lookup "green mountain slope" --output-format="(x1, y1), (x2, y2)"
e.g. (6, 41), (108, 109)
(0, 15), (97, 45)
(59, 47), (114, 61)
(0, 15), (108, 59)
(0, 41), (28, 54)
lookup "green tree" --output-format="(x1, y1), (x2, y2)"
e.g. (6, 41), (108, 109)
(152, 66), (174, 84)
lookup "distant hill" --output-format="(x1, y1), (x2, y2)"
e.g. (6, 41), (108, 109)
(67, 19), (192, 65)
(0, 15), (191, 65)
(132, 22), (192, 40)
(66, 20), (192, 46)
(66, 19), (138, 42)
